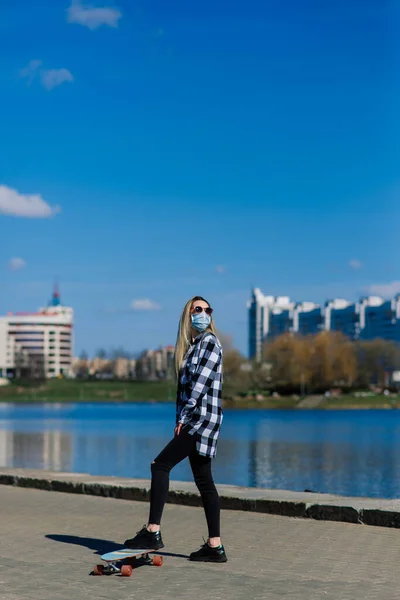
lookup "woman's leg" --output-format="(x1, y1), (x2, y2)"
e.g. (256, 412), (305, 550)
(189, 451), (221, 543)
(148, 426), (196, 527)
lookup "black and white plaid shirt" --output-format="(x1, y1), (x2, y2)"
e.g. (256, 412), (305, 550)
(176, 331), (223, 458)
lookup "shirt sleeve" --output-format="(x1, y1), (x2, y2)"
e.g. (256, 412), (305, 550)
(178, 335), (222, 425)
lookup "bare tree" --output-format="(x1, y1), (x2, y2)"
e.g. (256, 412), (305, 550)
(264, 332), (357, 391)
(355, 339), (400, 387)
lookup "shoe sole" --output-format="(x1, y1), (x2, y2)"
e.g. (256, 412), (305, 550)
(189, 557), (227, 563)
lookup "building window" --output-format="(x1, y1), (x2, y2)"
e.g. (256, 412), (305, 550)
(9, 331), (44, 335)
(21, 346), (44, 350)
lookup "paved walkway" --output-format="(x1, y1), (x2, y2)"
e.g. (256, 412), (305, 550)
(2, 485), (400, 600)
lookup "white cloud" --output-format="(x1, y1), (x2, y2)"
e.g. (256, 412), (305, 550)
(368, 281), (400, 298)
(8, 257), (26, 271)
(40, 68), (74, 91)
(215, 265), (226, 274)
(131, 299), (161, 311)
(20, 59), (42, 85)
(67, 1), (122, 30)
(20, 61), (73, 91)
(349, 258), (363, 270)
(0, 185), (60, 218)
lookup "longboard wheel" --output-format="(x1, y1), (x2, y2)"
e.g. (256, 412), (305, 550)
(93, 565), (104, 576)
(121, 565), (133, 577)
(152, 555), (163, 567)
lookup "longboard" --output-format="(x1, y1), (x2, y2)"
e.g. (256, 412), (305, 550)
(93, 548), (163, 577)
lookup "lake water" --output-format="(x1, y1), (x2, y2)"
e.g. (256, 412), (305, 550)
(1, 403), (400, 499)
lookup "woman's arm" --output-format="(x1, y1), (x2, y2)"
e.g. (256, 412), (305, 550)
(178, 335), (222, 426)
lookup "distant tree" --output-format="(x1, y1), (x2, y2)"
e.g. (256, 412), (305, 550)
(110, 346), (130, 360)
(96, 348), (108, 359)
(264, 333), (307, 386)
(74, 351), (89, 379)
(355, 339), (400, 387)
(247, 361), (272, 391)
(308, 332), (356, 389)
(215, 330), (248, 397)
(26, 353), (46, 382)
(217, 332), (244, 375)
(264, 332), (357, 391)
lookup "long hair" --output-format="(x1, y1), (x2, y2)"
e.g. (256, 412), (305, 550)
(174, 295), (216, 377)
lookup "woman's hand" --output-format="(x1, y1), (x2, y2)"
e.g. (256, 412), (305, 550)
(174, 423), (183, 436)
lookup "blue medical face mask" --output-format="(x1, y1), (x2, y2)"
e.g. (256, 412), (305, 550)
(191, 312), (211, 332)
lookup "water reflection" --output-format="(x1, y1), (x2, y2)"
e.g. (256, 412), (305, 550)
(1, 403), (400, 498)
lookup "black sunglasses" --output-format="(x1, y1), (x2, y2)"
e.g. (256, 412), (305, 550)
(192, 306), (213, 315)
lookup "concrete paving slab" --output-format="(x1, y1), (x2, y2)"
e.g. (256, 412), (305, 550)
(2, 485), (400, 600)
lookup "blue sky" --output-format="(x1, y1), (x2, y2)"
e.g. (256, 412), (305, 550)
(0, 0), (399, 356)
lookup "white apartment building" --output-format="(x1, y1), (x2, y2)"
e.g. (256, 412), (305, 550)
(358, 295), (400, 342)
(0, 286), (74, 379)
(293, 302), (322, 335)
(323, 298), (360, 339)
(247, 289), (295, 361)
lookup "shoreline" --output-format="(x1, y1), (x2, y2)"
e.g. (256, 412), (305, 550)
(0, 380), (398, 409)
(0, 396), (399, 410)
(1, 467), (400, 529)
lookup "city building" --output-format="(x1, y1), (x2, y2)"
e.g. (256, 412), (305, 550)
(71, 346), (173, 381)
(248, 288), (400, 360)
(247, 289), (294, 360)
(112, 357), (136, 379)
(136, 345), (175, 380)
(89, 357), (111, 377)
(0, 285), (74, 379)
(269, 306), (294, 339)
(324, 299), (360, 339)
(294, 302), (323, 336)
(359, 296), (400, 342)
(71, 355), (137, 379)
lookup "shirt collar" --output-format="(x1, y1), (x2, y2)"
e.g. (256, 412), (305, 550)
(191, 331), (211, 345)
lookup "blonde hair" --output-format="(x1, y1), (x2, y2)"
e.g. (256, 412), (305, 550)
(174, 295), (216, 377)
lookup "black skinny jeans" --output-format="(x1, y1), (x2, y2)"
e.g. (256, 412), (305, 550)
(148, 426), (221, 538)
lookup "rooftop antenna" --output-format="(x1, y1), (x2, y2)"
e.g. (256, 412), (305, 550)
(51, 281), (61, 307)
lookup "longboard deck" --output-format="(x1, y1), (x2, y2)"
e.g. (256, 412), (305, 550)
(101, 548), (158, 562)
(93, 547), (163, 576)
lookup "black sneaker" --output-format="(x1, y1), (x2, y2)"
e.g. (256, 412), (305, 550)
(124, 525), (164, 550)
(189, 542), (227, 563)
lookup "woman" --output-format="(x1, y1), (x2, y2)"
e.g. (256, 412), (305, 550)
(124, 296), (227, 562)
